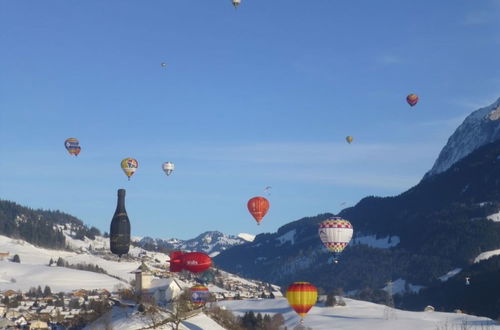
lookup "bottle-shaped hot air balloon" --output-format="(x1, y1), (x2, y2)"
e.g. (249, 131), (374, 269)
(247, 196), (270, 225)
(406, 94), (419, 107)
(121, 158), (138, 180)
(286, 282), (318, 324)
(64, 138), (81, 156)
(162, 162), (175, 176)
(318, 216), (353, 263)
(110, 189), (131, 258)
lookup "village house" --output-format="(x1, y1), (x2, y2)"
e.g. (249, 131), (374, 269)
(0, 252), (9, 260)
(29, 319), (49, 330)
(133, 262), (188, 305)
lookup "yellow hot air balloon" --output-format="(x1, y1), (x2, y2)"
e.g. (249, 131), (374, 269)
(346, 136), (353, 144)
(121, 158), (138, 181)
(286, 282), (318, 321)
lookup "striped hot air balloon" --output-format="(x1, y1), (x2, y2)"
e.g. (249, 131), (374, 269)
(64, 138), (81, 156)
(319, 217), (353, 263)
(286, 282), (318, 320)
(190, 285), (209, 307)
(407, 93), (419, 107)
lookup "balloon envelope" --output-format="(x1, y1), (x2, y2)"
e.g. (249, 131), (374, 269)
(346, 136), (353, 144)
(64, 138), (81, 156)
(232, 0), (241, 7)
(169, 251), (212, 273)
(407, 94), (419, 107)
(162, 162), (175, 176)
(318, 217), (353, 260)
(247, 196), (270, 225)
(286, 282), (318, 318)
(121, 158), (138, 180)
(190, 285), (209, 306)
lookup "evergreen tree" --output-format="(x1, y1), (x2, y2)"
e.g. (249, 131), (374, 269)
(48, 258), (54, 266)
(43, 285), (52, 297)
(36, 285), (43, 297)
(12, 254), (20, 263)
(325, 293), (337, 307)
(56, 257), (65, 266)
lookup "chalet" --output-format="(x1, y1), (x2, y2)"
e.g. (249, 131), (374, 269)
(14, 315), (28, 327)
(133, 262), (188, 304)
(72, 289), (88, 297)
(0, 252), (9, 260)
(29, 320), (49, 329)
(3, 289), (19, 297)
(0, 318), (15, 328)
(0, 303), (6, 316)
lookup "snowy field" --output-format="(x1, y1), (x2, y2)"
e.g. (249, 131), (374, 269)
(0, 260), (123, 292)
(218, 298), (500, 330)
(85, 306), (225, 330)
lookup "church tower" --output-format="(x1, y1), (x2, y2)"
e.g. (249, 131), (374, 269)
(133, 262), (153, 296)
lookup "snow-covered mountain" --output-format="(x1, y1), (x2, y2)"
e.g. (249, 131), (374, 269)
(135, 231), (250, 257)
(424, 97), (500, 179)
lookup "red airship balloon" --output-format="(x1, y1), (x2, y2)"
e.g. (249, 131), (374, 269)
(247, 196), (270, 225)
(169, 251), (212, 273)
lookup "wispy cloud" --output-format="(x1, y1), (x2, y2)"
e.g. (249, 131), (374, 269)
(463, 11), (493, 25)
(377, 54), (403, 65)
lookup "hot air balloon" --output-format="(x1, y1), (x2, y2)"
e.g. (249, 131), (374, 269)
(346, 136), (353, 144)
(247, 196), (269, 225)
(286, 282), (318, 322)
(319, 216), (353, 263)
(407, 94), (419, 107)
(264, 186), (272, 196)
(190, 285), (210, 307)
(169, 251), (212, 273)
(110, 189), (131, 259)
(121, 158), (138, 180)
(162, 162), (175, 176)
(232, 0), (241, 8)
(64, 138), (81, 156)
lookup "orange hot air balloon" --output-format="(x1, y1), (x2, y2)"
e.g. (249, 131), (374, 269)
(286, 282), (318, 320)
(247, 196), (269, 225)
(407, 94), (419, 107)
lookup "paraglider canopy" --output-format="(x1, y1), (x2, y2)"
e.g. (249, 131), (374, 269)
(160, 62), (167, 67)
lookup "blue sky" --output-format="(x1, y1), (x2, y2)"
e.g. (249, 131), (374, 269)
(1, 0), (499, 239)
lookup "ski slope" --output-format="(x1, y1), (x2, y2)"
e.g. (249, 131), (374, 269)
(218, 298), (499, 330)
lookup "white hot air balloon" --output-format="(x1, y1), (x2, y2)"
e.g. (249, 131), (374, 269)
(318, 216), (353, 263)
(232, 0), (241, 8)
(162, 162), (175, 176)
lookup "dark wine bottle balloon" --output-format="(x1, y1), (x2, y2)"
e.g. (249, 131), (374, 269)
(110, 189), (131, 258)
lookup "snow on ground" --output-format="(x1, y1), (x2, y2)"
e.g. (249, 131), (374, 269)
(439, 268), (462, 282)
(85, 306), (225, 330)
(487, 210), (500, 222)
(0, 260), (122, 292)
(0, 235), (140, 281)
(352, 235), (400, 248)
(383, 279), (424, 295)
(276, 229), (296, 245)
(219, 298), (499, 330)
(475, 249), (500, 263)
(237, 233), (255, 242)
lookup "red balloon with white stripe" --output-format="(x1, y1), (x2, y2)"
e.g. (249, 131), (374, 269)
(318, 216), (353, 263)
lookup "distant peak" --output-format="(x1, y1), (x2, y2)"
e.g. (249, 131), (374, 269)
(237, 233), (255, 242)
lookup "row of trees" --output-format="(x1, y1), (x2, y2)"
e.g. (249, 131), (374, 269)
(49, 257), (108, 274)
